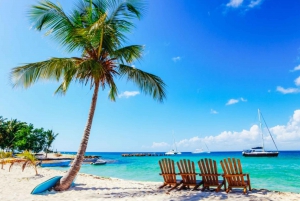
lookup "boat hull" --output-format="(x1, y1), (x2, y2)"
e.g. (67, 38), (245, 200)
(40, 160), (71, 167)
(242, 152), (279, 157)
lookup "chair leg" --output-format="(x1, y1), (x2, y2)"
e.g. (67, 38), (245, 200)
(159, 183), (167, 189)
(178, 184), (186, 190)
(167, 183), (181, 192)
(192, 184), (201, 191)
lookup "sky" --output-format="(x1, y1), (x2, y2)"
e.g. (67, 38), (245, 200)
(1, 0), (300, 152)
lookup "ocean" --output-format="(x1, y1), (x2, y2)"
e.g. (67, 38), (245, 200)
(49, 151), (300, 193)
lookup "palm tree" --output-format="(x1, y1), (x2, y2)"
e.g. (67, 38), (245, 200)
(4, 119), (26, 152)
(16, 150), (39, 175)
(0, 151), (13, 169)
(11, 0), (166, 191)
(44, 130), (58, 158)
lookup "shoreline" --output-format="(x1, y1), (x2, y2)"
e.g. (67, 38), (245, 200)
(1, 164), (300, 201)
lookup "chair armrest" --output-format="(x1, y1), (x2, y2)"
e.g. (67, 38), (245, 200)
(200, 174), (221, 176)
(223, 174), (246, 178)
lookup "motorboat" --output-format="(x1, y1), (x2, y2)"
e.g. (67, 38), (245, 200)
(40, 160), (71, 167)
(90, 159), (107, 165)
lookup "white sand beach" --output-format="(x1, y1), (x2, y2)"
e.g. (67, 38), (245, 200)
(1, 164), (299, 201)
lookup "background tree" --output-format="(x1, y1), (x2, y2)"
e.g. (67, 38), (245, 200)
(0, 117), (58, 153)
(11, 0), (166, 191)
(14, 125), (47, 153)
(3, 119), (26, 151)
(44, 130), (58, 158)
(0, 116), (7, 150)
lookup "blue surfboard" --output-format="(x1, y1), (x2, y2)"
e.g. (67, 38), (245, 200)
(31, 176), (62, 194)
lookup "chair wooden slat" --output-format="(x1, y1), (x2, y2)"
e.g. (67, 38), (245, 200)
(177, 159), (202, 190)
(158, 158), (182, 192)
(220, 158), (251, 194)
(198, 158), (225, 192)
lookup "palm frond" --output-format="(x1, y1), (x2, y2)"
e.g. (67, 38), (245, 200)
(17, 150), (39, 175)
(119, 64), (166, 102)
(11, 58), (76, 89)
(113, 45), (143, 63)
(29, 1), (92, 52)
(108, 80), (118, 101)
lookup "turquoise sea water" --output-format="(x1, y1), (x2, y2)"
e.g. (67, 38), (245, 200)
(49, 151), (300, 193)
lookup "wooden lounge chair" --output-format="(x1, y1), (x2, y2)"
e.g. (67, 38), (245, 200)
(158, 158), (182, 192)
(198, 158), (225, 192)
(177, 159), (203, 190)
(220, 158), (251, 194)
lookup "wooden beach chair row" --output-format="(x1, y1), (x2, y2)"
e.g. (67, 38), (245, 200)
(158, 158), (251, 194)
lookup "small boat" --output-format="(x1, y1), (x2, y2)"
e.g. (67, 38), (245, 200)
(192, 142), (210, 154)
(242, 109), (279, 157)
(191, 148), (204, 154)
(83, 158), (98, 163)
(40, 160), (71, 167)
(165, 149), (181, 155)
(165, 131), (181, 155)
(90, 159), (107, 165)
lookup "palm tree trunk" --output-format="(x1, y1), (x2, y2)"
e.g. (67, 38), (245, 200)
(54, 82), (100, 191)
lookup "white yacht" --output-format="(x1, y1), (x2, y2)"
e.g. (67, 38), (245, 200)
(165, 132), (181, 155)
(242, 109), (279, 157)
(192, 142), (210, 154)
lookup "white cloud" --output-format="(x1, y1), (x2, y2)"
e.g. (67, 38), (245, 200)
(226, 99), (239, 105)
(211, 109), (218, 114)
(118, 91), (140, 98)
(226, 97), (247, 105)
(146, 110), (300, 151)
(276, 86), (300, 94)
(291, 64), (300, 72)
(294, 76), (300, 86)
(171, 110), (300, 151)
(172, 56), (181, 62)
(226, 0), (243, 8)
(270, 110), (300, 142)
(248, 0), (263, 8)
(151, 142), (169, 148)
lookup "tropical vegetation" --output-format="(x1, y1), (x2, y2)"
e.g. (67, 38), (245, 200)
(0, 116), (58, 153)
(11, 0), (166, 191)
(0, 151), (13, 169)
(17, 150), (39, 175)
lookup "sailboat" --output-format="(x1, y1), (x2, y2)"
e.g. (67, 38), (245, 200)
(242, 109), (279, 157)
(165, 132), (181, 155)
(192, 142), (210, 154)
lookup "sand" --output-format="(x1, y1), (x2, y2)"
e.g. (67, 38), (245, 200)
(0, 164), (299, 201)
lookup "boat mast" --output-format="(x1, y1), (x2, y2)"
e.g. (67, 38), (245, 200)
(260, 112), (279, 152)
(204, 142), (210, 153)
(173, 131), (178, 152)
(258, 109), (265, 152)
